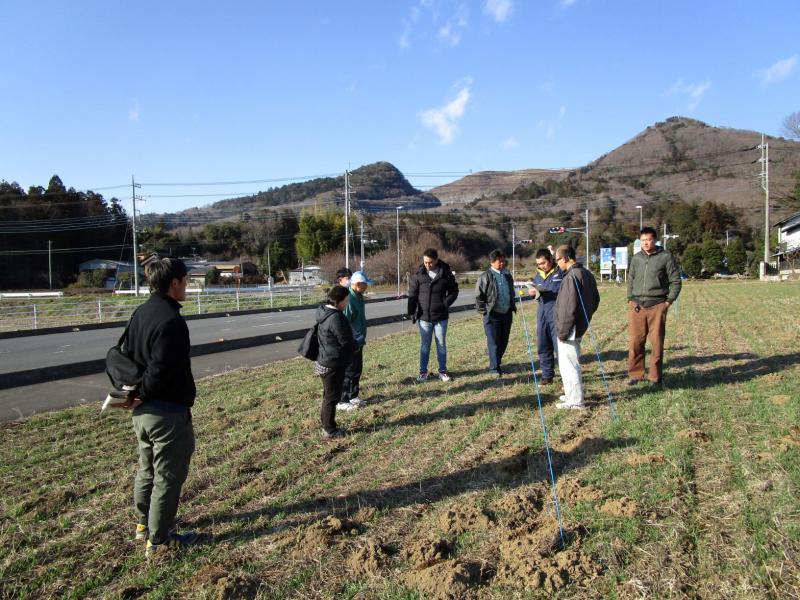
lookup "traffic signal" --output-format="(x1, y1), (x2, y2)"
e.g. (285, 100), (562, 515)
(548, 226), (566, 234)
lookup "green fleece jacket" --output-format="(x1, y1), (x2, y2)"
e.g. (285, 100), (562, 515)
(344, 287), (366, 344)
(627, 247), (682, 307)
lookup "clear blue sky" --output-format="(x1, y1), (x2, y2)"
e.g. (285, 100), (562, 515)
(1, 0), (798, 214)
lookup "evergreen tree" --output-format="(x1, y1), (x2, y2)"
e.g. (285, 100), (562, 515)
(701, 237), (724, 275)
(725, 238), (747, 274)
(682, 244), (703, 278)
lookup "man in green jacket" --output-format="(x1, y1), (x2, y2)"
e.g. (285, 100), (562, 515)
(627, 227), (682, 388)
(338, 271), (371, 410)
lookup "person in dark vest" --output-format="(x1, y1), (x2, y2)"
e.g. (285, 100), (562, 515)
(475, 249), (516, 378)
(124, 258), (198, 558)
(407, 248), (459, 383)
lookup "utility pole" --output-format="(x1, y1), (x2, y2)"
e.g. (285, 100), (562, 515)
(396, 206), (403, 297)
(585, 208), (590, 269)
(635, 205), (643, 230)
(344, 170), (350, 269)
(48, 240), (52, 290)
(758, 134), (770, 276)
(511, 222), (516, 279)
(726, 229), (729, 247)
(359, 217), (365, 271)
(662, 222), (679, 250)
(131, 175), (142, 297)
(267, 241), (272, 287)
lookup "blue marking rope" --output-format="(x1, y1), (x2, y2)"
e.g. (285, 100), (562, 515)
(572, 274), (618, 420)
(516, 291), (566, 544)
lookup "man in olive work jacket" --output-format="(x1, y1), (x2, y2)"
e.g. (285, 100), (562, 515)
(627, 226), (682, 388)
(125, 257), (199, 558)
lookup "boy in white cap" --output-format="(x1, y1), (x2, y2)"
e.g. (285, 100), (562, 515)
(338, 271), (371, 410)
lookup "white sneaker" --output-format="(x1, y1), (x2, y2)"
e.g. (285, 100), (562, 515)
(555, 400), (585, 410)
(336, 401), (357, 412)
(349, 397), (367, 407)
(438, 371), (452, 382)
(559, 395), (567, 402)
(415, 372), (429, 383)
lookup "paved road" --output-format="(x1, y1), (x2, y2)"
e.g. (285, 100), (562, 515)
(0, 309), (478, 421)
(0, 292), (477, 377)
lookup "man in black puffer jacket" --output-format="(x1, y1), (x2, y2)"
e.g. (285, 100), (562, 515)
(315, 285), (358, 440)
(407, 248), (459, 383)
(124, 258), (198, 558)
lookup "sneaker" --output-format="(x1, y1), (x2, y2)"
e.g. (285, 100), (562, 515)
(555, 400), (585, 410)
(336, 401), (357, 412)
(540, 378), (553, 385)
(489, 369), (502, 379)
(438, 371), (452, 382)
(135, 524), (148, 541)
(321, 427), (346, 441)
(145, 531), (198, 559)
(348, 397), (367, 407)
(558, 395), (568, 402)
(415, 371), (429, 384)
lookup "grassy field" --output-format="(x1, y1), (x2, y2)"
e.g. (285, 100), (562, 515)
(1, 281), (799, 599)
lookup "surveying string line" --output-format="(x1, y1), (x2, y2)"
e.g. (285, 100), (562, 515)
(516, 290), (566, 544)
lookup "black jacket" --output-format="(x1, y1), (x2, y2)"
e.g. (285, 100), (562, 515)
(554, 264), (600, 341)
(127, 293), (196, 407)
(407, 260), (459, 322)
(316, 305), (357, 369)
(475, 268), (516, 315)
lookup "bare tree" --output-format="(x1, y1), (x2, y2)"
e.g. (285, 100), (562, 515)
(783, 111), (800, 140)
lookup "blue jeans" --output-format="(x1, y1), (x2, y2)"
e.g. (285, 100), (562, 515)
(418, 319), (448, 373)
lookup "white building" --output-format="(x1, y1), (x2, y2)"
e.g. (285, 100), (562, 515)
(775, 211), (800, 279)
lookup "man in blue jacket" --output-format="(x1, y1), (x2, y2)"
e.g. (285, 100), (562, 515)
(529, 247), (564, 385)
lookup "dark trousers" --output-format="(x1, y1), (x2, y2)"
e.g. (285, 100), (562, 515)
(483, 310), (513, 372)
(536, 312), (559, 379)
(341, 349), (363, 402)
(628, 301), (669, 383)
(132, 405), (195, 544)
(320, 367), (346, 433)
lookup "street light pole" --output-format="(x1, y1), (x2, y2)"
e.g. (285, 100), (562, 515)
(396, 206), (403, 297)
(635, 205), (643, 230)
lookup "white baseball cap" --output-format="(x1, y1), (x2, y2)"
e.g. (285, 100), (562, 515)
(350, 271), (373, 285)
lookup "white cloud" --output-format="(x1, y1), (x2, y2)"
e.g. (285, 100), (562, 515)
(484, 0), (512, 23)
(437, 4), (469, 46)
(438, 22), (461, 46)
(502, 136), (519, 150)
(399, 22), (411, 49)
(758, 55), (798, 86)
(664, 79), (711, 111)
(419, 83), (472, 144)
(128, 101), (140, 122)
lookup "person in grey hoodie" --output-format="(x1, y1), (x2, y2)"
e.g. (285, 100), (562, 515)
(475, 249), (516, 378)
(314, 285), (358, 440)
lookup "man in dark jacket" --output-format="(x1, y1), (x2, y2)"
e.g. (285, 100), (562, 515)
(315, 285), (358, 439)
(125, 258), (198, 558)
(553, 245), (600, 409)
(407, 248), (459, 382)
(627, 227), (682, 388)
(475, 249), (515, 378)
